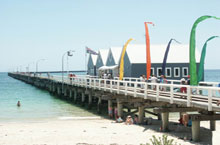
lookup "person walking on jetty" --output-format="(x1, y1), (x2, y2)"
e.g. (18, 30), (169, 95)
(151, 75), (157, 90)
(159, 75), (167, 91)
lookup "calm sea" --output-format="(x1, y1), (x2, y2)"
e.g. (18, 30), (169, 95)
(0, 72), (96, 122)
(0, 70), (219, 122)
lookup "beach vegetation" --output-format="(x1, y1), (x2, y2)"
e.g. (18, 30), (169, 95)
(142, 135), (179, 145)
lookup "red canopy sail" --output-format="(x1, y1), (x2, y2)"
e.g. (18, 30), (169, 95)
(144, 22), (154, 80)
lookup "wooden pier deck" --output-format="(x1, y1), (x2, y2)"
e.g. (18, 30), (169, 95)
(8, 72), (220, 142)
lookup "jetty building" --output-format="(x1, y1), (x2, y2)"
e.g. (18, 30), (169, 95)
(87, 44), (202, 80)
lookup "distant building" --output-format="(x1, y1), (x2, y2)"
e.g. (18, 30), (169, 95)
(87, 53), (98, 76)
(106, 47), (122, 66)
(122, 44), (201, 80)
(95, 49), (109, 76)
(87, 44), (202, 80)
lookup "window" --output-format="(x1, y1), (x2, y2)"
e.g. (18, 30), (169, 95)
(157, 67), (162, 77)
(182, 67), (188, 77)
(174, 67), (180, 77)
(165, 68), (171, 77)
(150, 68), (154, 76)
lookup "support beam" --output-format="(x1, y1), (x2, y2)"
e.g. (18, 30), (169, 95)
(64, 87), (67, 97)
(69, 89), (72, 98)
(161, 112), (169, 132)
(108, 100), (113, 118)
(138, 106), (145, 124)
(154, 107), (201, 113)
(192, 121), (200, 142)
(52, 83), (56, 93)
(88, 92), (93, 109)
(117, 101), (123, 118)
(210, 120), (216, 131)
(81, 92), (85, 106)
(189, 114), (220, 121)
(74, 89), (77, 103)
(57, 86), (61, 95)
(144, 110), (158, 116)
(127, 108), (131, 113)
(124, 110), (138, 117)
(97, 97), (102, 114)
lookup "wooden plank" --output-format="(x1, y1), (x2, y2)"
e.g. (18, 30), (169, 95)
(189, 114), (220, 121)
(144, 110), (158, 116)
(153, 107), (201, 113)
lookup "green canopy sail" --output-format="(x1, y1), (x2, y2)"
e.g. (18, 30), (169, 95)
(198, 36), (219, 82)
(189, 15), (220, 85)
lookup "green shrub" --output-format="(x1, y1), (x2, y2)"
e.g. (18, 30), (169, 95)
(143, 135), (179, 145)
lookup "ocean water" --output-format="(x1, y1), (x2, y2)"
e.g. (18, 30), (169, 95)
(0, 72), (96, 122)
(0, 70), (219, 122)
(204, 69), (220, 83)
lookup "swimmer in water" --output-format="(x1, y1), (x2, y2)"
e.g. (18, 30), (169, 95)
(17, 101), (21, 107)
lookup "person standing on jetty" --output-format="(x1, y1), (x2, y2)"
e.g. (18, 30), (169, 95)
(151, 75), (157, 90)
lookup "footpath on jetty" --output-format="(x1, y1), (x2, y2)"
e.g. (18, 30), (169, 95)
(8, 72), (220, 142)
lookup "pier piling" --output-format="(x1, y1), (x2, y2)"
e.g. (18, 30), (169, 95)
(161, 112), (169, 132)
(192, 121), (200, 141)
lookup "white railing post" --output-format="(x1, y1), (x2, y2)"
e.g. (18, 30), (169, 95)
(110, 80), (113, 93)
(78, 78), (80, 87)
(134, 82), (137, 97)
(99, 79), (101, 90)
(170, 84), (173, 104)
(144, 82), (147, 99)
(156, 84), (159, 101)
(208, 89), (213, 111)
(79, 78), (81, 86)
(89, 78), (91, 88)
(117, 80), (120, 94)
(93, 79), (96, 89)
(104, 79), (106, 91)
(84, 78), (86, 87)
(187, 86), (191, 107)
(75, 78), (78, 86)
(125, 81), (128, 96)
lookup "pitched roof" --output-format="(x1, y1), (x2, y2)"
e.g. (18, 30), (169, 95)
(99, 49), (109, 65)
(126, 44), (201, 63)
(110, 47), (122, 64)
(91, 55), (98, 65)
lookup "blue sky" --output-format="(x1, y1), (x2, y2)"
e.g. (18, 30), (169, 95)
(0, 0), (220, 72)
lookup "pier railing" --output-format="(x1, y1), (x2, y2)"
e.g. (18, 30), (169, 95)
(47, 74), (220, 112)
(15, 73), (220, 112)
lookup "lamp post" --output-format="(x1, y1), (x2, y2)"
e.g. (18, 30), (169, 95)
(36, 59), (45, 74)
(62, 50), (74, 92)
(26, 62), (35, 75)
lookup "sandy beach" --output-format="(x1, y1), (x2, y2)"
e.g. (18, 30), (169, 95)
(0, 116), (219, 145)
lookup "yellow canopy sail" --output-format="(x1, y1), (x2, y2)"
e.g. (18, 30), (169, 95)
(119, 38), (133, 80)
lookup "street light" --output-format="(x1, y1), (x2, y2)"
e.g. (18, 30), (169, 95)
(62, 50), (75, 92)
(26, 62), (35, 75)
(36, 59), (45, 74)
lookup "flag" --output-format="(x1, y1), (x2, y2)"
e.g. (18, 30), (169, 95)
(144, 22), (154, 80)
(86, 46), (98, 55)
(161, 39), (180, 76)
(198, 36), (219, 82)
(119, 38), (133, 80)
(189, 15), (220, 85)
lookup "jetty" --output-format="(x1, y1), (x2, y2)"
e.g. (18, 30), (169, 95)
(8, 72), (220, 142)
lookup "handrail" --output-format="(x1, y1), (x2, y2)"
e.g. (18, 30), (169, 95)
(11, 72), (220, 112)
